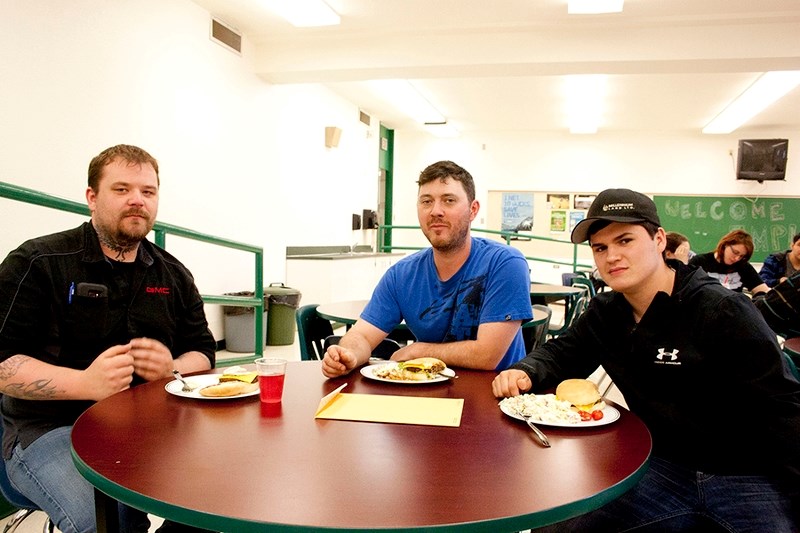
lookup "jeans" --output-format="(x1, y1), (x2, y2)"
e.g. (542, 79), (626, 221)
(535, 457), (799, 533)
(5, 425), (214, 533)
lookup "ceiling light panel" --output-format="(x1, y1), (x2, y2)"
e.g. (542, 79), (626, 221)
(564, 75), (608, 134)
(263, 0), (340, 27)
(703, 71), (800, 134)
(367, 80), (446, 124)
(568, 0), (624, 15)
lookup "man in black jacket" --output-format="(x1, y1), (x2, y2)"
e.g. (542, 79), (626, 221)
(493, 188), (800, 532)
(0, 145), (217, 533)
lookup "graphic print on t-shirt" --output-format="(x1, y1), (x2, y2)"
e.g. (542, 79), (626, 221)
(420, 273), (486, 343)
(707, 271), (742, 291)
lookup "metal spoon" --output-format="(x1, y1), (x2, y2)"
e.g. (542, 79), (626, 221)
(172, 369), (197, 392)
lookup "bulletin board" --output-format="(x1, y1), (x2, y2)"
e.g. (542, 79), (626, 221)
(653, 195), (800, 262)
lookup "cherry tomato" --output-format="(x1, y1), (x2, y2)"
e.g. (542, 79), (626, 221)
(578, 410), (592, 421)
(591, 410), (604, 421)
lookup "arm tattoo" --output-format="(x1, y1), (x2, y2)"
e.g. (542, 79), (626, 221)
(0, 356), (59, 399)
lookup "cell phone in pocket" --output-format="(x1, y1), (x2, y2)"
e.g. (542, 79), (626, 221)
(75, 282), (108, 299)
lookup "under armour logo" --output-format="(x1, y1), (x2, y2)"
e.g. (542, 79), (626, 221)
(656, 348), (679, 361)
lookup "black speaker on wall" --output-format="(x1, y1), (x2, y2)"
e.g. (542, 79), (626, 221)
(352, 214), (361, 230)
(362, 209), (377, 229)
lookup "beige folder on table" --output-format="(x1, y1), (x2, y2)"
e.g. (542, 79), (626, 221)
(314, 384), (463, 427)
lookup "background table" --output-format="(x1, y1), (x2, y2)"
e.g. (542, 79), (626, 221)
(529, 283), (585, 304)
(318, 299), (550, 327)
(72, 362), (651, 532)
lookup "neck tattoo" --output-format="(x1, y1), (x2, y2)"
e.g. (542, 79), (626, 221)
(96, 231), (136, 262)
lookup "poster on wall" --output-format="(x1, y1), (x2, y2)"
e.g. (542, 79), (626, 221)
(550, 210), (567, 233)
(574, 195), (595, 210)
(569, 211), (585, 233)
(547, 194), (570, 209)
(501, 192), (534, 235)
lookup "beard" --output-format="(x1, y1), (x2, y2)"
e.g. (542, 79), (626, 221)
(423, 218), (471, 253)
(94, 211), (153, 256)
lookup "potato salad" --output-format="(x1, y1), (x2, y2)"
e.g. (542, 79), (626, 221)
(500, 393), (582, 425)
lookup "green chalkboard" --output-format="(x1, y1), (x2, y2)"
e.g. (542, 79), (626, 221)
(653, 195), (800, 262)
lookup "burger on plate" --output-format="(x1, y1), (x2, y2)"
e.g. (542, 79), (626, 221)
(555, 379), (606, 420)
(374, 357), (448, 381)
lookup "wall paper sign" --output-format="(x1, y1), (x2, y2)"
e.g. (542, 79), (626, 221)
(550, 210), (567, 233)
(569, 210), (585, 232)
(547, 194), (570, 210)
(501, 192), (534, 237)
(574, 195), (595, 210)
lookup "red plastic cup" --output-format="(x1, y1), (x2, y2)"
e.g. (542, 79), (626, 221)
(255, 357), (287, 403)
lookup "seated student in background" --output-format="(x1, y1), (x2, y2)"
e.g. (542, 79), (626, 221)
(688, 228), (769, 294)
(753, 271), (800, 338)
(760, 232), (800, 287)
(321, 160), (532, 378)
(492, 188), (800, 532)
(664, 231), (691, 264)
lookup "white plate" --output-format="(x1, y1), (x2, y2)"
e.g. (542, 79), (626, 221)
(165, 374), (259, 400)
(499, 400), (620, 428)
(360, 362), (456, 384)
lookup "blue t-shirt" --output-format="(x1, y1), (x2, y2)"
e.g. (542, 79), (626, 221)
(361, 237), (532, 370)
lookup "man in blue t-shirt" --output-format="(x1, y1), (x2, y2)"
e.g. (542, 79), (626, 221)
(322, 160), (532, 378)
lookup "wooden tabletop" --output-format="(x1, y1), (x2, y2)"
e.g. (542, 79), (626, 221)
(318, 300), (550, 327)
(71, 362), (651, 532)
(784, 337), (800, 359)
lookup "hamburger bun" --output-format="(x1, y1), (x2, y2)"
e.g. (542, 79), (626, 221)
(198, 381), (258, 397)
(556, 379), (605, 412)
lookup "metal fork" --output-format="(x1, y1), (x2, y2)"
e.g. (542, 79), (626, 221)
(172, 369), (197, 392)
(520, 414), (551, 447)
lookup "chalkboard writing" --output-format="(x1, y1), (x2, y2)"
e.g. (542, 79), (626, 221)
(653, 195), (800, 262)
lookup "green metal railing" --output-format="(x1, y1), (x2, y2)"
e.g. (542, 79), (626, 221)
(0, 181), (265, 365)
(377, 224), (593, 273)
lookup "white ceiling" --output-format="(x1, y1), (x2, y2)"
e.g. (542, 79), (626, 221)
(191, 0), (800, 135)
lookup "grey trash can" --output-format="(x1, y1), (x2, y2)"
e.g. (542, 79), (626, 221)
(222, 291), (268, 353)
(264, 283), (302, 346)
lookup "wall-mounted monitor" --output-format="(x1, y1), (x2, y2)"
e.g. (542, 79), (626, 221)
(736, 138), (788, 182)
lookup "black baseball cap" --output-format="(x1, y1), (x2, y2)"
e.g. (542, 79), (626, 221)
(570, 188), (661, 244)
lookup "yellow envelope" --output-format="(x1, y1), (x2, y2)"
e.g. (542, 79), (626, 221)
(315, 384), (463, 427)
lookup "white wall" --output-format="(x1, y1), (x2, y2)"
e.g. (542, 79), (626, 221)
(0, 0), (381, 338)
(2, 0), (798, 336)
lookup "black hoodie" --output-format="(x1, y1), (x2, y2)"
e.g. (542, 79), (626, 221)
(512, 261), (800, 482)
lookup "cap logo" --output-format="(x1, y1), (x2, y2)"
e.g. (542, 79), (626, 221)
(602, 202), (635, 212)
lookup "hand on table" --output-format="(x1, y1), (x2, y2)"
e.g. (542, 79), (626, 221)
(492, 369), (532, 398)
(322, 345), (358, 378)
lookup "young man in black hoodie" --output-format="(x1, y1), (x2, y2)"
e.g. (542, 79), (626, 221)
(493, 189), (800, 532)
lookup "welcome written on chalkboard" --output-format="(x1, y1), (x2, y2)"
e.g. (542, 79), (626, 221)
(653, 195), (800, 262)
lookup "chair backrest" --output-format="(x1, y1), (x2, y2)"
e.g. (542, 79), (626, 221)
(323, 336), (402, 360)
(521, 305), (552, 354)
(548, 293), (589, 338)
(569, 276), (596, 297)
(295, 304), (334, 361)
(784, 351), (800, 381)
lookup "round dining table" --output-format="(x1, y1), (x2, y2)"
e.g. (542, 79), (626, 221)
(71, 361), (652, 533)
(317, 299), (551, 327)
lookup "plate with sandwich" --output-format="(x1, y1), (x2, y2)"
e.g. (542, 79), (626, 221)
(165, 366), (260, 399)
(361, 357), (456, 384)
(499, 379), (620, 427)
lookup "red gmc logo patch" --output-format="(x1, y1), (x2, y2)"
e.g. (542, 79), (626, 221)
(146, 286), (170, 295)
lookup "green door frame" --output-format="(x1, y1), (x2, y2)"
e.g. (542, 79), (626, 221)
(379, 125), (394, 248)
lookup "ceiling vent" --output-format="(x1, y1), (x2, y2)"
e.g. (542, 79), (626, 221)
(210, 18), (242, 55)
(359, 110), (371, 126)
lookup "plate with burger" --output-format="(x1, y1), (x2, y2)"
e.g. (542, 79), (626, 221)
(499, 379), (619, 427)
(361, 357), (456, 384)
(165, 366), (260, 400)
